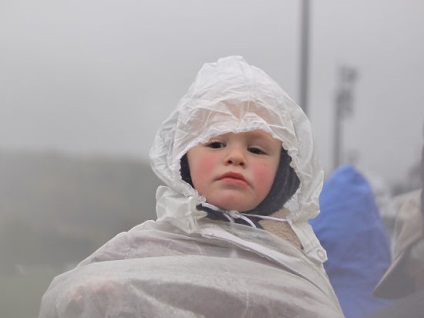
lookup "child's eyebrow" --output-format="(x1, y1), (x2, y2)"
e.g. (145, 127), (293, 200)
(205, 135), (226, 143)
(247, 131), (280, 143)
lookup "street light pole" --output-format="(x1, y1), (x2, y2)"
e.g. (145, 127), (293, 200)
(333, 66), (358, 170)
(299, 0), (310, 115)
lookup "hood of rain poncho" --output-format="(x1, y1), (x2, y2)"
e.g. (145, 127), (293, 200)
(149, 56), (325, 263)
(310, 165), (392, 318)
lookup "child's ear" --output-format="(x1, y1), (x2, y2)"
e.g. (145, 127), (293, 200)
(180, 154), (194, 187)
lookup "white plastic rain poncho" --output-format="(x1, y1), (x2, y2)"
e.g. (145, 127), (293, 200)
(39, 56), (344, 318)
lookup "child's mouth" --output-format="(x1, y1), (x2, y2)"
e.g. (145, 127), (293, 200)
(218, 172), (248, 186)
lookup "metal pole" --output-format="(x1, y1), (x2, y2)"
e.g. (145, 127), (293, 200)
(333, 66), (358, 170)
(333, 95), (342, 169)
(299, 0), (310, 115)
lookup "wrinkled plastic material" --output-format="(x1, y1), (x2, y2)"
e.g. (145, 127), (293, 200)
(39, 57), (343, 317)
(40, 220), (343, 317)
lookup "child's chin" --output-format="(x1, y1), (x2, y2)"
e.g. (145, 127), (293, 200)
(213, 201), (254, 213)
(207, 193), (258, 212)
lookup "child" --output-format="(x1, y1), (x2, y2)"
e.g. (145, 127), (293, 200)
(39, 56), (343, 317)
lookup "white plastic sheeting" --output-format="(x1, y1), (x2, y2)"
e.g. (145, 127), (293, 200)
(40, 220), (343, 317)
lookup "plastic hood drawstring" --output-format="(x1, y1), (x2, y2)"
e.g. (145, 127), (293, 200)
(197, 203), (288, 229)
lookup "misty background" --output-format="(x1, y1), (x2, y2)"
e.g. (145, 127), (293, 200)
(1, 1), (423, 317)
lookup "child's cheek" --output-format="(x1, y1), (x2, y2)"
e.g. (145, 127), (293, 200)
(252, 163), (275, 186)
(196, 155), (217, 176)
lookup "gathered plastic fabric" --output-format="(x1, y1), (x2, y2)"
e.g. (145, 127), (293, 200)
(40, 219), (343, 318)
(39, 56), (343, 317)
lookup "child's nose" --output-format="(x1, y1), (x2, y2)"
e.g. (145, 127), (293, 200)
(225, 147), (246, 167)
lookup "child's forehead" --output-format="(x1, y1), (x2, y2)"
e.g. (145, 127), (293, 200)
(207, 129), (280, 142)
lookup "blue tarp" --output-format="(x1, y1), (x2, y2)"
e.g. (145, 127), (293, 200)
(310, 165), (392, 318)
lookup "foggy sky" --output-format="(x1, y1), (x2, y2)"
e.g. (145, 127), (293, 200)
(1, 0), (423, 185)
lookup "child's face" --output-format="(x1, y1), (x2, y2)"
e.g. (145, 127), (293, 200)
(186, 130), (281, 212)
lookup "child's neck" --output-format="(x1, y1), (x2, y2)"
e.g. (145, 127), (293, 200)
(259, 209), (302, 250)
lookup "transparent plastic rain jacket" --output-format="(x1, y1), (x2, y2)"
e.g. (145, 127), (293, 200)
(39, 56), (344, 317)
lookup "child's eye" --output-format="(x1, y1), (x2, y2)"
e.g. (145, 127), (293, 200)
(206, 141), (225, 149)
(248, 147), (266, 155)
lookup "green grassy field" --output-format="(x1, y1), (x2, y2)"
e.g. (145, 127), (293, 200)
(0, 270), (60, 318)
